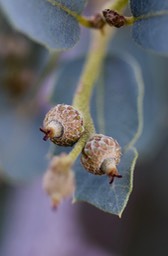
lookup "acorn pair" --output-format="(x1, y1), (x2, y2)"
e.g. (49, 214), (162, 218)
(40, 104), (122, 183)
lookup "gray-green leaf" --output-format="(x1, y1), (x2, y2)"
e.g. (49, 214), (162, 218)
(130, 0), (168, 53)
(0, 0), (87, 49)
(50, 54), (144, 216)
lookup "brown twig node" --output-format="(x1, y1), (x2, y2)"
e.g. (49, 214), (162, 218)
(102, 9), (126, 28)
(89, 13), (106, 29)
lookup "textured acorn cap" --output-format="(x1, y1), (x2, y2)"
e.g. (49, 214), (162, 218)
(81, 134), (122, 183)
(40, 104), (84, 146)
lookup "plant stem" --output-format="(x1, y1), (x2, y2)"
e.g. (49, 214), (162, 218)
(73, 30), (113, 129)
(125, 16), (135, 25)
(67, 31), (113, 163)
(47, 0), (92, 27)
(109, 0), (128, 11)
(66, 0), (128, 163)
(48, 0), (129, 29)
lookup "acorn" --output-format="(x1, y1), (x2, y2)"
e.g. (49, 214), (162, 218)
(40, 104), (84, 146)
(81, 134), (122, 184)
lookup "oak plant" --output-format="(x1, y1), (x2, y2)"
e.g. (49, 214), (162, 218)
(1, 0), (167, 216)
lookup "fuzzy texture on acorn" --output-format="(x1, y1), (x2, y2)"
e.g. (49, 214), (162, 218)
(43, 153), (75, 208)
(81, 134), (122, 183)
(40, 104), (84, 146)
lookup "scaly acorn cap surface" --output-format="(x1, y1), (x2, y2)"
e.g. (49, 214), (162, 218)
(40, 104), (84, 146)
(81, 134), (122, 183)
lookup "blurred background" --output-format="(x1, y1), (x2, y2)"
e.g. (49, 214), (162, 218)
(0, 1), (168, 256)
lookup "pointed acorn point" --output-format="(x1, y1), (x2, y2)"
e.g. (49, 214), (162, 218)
(109, 173), (122, 184)
(100, 157), (122, 184)
(39, 127), (51, 141)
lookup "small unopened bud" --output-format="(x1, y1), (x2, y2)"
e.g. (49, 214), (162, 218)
(102, 9), (126, 28)
(43, 154), (75, 208)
